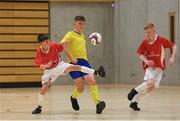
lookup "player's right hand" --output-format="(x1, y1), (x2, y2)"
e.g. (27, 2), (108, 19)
(147, 60), (154, 67)
(169, 57), (175, 65)
(40, 64), (47, 69)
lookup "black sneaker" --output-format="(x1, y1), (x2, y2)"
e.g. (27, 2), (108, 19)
(127, 88), (138, 101)
(96, 101), (106, 114)
(70, 96), (79, 111)
(96, 66), (106, 77)
(32, 106), (42, 114)
(129, 102), (140, 111)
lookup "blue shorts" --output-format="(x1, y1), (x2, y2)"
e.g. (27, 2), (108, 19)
(69, 58), (92, 79)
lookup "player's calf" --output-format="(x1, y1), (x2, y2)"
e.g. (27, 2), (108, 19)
(147, 80), (155, 93)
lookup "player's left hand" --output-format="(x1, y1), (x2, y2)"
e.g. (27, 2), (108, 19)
(40, 64), (47, 69)
(169, 57), (175, 65)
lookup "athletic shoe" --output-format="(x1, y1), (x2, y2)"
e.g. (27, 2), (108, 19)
(70, 96), (79, 111)
(32, 105), (42, 114)
(96, 66), (106, 77)
(127, 88), (138, 101)
(96, 101), (106, 114)
(129, 102), (140, 111)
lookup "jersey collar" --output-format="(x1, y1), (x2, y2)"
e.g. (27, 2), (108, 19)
(148, 34), (158, 44)
(40, 46), (50, 54)
(73, 30), (81, 35)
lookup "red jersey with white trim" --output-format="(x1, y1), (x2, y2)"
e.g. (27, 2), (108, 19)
(137, 35), (173, 70)
(35, 42), (64, 69)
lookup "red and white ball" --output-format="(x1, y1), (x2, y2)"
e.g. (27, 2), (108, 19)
(89, 32), (102, 45)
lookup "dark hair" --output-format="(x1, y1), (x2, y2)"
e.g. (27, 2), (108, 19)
(37, 34), (49, 42)
(74, 16), (86, 21)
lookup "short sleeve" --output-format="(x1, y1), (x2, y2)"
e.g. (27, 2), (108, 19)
(160, 36), (173, 48)
(53, 42), (64, 53)
(34, 48), (42, 66)
(61, 32), (72, 43)
(137, 40), (147, 55)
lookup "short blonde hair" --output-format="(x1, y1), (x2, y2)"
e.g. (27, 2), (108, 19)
(144, 23), (155, 30)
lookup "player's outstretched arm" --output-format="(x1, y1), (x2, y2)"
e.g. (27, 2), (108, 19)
(138, 54), (154, 67)
(169, 45), (177, 65)
(60, 39), (70, 47)
(63, 47), (77, 64)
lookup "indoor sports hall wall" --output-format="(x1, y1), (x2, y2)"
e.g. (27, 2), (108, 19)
(50, 1), (114, 84)
(0, 1), (49, 85)
(114, 0), (180, 85)
(0, 0), (179, 86)
(49, 0), (180, 85)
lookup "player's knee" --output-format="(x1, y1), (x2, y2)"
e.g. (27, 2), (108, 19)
(147, 83), (155, 92)
(77, 86), (84, 93)
(85, 75), (96, 85)
(41, 83), (49, 95)
(40, 89), (46, 95)
(147, 87), (154, 93)
(88, 80), (96, 85)
(41, 87), (47, 95)
(147, 80), (154, 87)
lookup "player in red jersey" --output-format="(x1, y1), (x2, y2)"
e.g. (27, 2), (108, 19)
(127, 23), (177, 111)
(32, 34), (105, 114)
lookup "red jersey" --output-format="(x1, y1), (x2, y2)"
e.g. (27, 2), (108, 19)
(35, 42), (64, 69)
(137, 35), (173, 70)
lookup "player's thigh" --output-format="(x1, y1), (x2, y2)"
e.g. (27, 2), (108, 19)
(84, 74), (96, 85)
(146, 79), (155, 92)
(64, 65), (81, 73)
(147, 84), (155, 93)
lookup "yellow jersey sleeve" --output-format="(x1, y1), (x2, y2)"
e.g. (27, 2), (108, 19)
(61, 32), (72, 43)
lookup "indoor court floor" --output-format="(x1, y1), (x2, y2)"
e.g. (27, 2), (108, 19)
(0, 84), (180, 120)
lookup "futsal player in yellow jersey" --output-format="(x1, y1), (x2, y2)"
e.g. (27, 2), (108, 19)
(61, 16), (106, 114)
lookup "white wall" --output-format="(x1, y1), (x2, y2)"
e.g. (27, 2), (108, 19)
(115, 0), (180, 85)
(114, 0), (147, 84)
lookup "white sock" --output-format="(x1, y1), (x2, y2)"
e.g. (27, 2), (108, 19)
(38, 93), (44, 107)
(135, 82), (148, 93)
(132, 90), (149, 103)
(81, 66), (95, 74)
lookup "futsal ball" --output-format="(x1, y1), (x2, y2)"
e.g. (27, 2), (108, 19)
(89, 32), (102, 45)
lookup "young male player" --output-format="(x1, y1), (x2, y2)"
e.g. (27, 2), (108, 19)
(32, 34), (105, 114)
(127, 23), (177, 111)
(60, 16), (106, 114)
